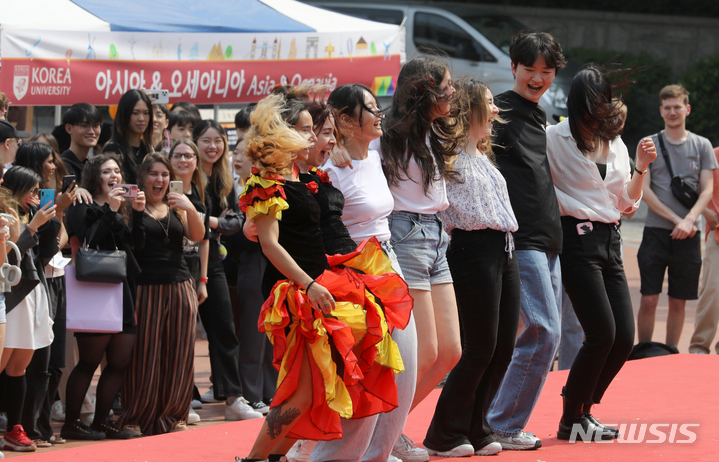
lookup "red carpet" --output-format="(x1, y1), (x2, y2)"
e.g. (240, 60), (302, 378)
(15, 355), (717, 461)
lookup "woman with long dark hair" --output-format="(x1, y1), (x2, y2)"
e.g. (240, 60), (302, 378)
(546, 64), (656, 441)
(13, 142), (77, 446)
(117, 153), (204, 436)
(0, 166), (58, 452)
(103, 89), (155, 184)
(379, 55), (462, 459)
(63, 154), (146, 440)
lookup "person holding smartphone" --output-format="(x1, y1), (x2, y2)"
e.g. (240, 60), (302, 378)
(13, 142), (78, 446)
(63, 154), (146, 441)
(0, 166), (58, 452)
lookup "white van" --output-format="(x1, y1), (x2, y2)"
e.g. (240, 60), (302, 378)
(305, 0), (574, 122)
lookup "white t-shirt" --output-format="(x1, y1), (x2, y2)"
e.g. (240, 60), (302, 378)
(324, 149), (394, 243)
(369, 139), (449, 214)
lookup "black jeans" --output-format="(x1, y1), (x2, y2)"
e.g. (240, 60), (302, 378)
(560, 217), (635, 404)
(424, 229), (521, 451)
(198, 258), (243, 399)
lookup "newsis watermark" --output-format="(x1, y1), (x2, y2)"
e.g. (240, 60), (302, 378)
(567, 423), (700, 443)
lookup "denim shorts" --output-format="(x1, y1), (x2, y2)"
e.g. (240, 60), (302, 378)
(388, 211), (452, 291)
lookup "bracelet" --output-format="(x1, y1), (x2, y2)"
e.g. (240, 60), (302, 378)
(635, 168), (646, 176)
(26, 224), (38, 234)
(199, 276), (208, 284)
(305, 280), (317, 293)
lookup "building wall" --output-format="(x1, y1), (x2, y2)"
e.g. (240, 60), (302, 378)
(486, 4), (719, 76)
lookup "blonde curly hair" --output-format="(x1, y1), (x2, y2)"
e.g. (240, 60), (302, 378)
(244, 93), (310, 178)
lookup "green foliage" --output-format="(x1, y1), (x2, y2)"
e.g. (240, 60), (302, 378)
(474, 0), (719, 19)
(681, 54), (719, 145)
(565, 47), (673, 154)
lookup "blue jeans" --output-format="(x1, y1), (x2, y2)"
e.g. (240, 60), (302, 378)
(487, 250), (562, 437)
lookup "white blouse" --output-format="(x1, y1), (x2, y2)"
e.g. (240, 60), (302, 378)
(441, 150), (518, 234)
(547, 119), (641, 223)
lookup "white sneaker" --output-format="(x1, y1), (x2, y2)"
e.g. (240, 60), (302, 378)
(200, 386), (222, 404)
(187, 408), (201, 425)
(492, 431), (541, 450)
(388, 456), (402, 462)
(191, 399), (203, 409)
(392, 434), (429, 462)
(474, 441), (502, 456)
(426, 443), (474, 458)
(50, 401), (65, 422)
(225, 397), (263, 421)
(286, 440), (316, 462)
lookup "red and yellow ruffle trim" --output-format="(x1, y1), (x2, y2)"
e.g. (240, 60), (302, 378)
(238, 170), (288, 221)
(260, 237), (412, 440)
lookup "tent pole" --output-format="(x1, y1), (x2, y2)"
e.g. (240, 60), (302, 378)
(55, 105), (62, 126)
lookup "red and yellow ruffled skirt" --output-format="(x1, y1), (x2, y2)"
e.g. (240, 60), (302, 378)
(260, 237), (413, 441)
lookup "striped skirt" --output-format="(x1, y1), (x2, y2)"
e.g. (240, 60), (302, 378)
(118, 279), (198, 436)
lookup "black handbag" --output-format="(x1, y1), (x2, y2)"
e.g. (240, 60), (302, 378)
(75, 228), (126, 284)
(657, 133), (699, 209)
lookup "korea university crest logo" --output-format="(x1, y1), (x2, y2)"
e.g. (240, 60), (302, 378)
(14, 65), (30, 101)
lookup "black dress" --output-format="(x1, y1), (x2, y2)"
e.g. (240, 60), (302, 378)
(260, 180), (329, 298)
(299, 168), (356, 256)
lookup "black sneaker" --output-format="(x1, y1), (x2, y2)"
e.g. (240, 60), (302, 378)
(92, 419), (133, 439)
(250, 401), (270, 415)
(60, 419), (106, 441)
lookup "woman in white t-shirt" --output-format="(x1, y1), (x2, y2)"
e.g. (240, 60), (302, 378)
(311, 84), (417, 462)
(380, 55), (462, 458)
(547, 64), (656, 442)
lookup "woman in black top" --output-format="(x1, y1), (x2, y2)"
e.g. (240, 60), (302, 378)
(168, 138), (209, 303)
(297, 102), (356, 255)
(103, 90), (155, 184)
(63, 154), (146, 441)
(192, 121), (258, 420)
(117, 153), (204, 436)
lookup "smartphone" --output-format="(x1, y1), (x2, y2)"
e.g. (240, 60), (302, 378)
(115, 184), (138, 198)
(145, 89), (169, 104)
(40, 189), (55, 209)
(169, 181), (184, 195)
(62, 175), (76, 193)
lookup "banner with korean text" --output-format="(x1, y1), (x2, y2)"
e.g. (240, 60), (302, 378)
(0, 29), (403, 106)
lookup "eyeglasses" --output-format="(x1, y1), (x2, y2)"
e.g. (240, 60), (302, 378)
(30, 187), (40, 195)
(171, 153), (196, 160)
(75, 122), (102, 131)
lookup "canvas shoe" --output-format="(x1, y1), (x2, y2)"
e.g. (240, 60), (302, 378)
(425, 443), (474, 458)
(191, 399), (203, 409)
(391, 434), (429, 462)
(286, 440), (316, 462)
(50, 400), (65, 422)
(250, 401), (270, 415)
(188, 408), (201, 425)
(492, 431), (542, 450)
(1, 425), (37, 452)
(225, 397), (263, 421)
(388, 456), (402, 462)
(200, 386), (223, 404)
(32, 439), (52, 448)
(474, 442), (502, 456)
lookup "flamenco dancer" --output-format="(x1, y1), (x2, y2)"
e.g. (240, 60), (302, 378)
(235, 91), (412, 462)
